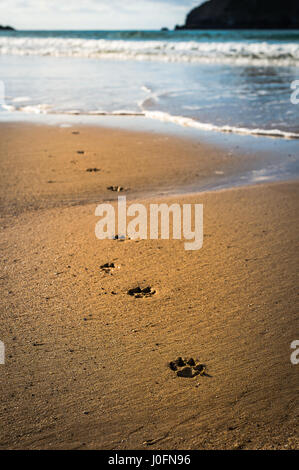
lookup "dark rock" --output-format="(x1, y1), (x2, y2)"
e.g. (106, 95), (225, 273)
(176, 0), (299, 30)
(0, 25), (15, 31)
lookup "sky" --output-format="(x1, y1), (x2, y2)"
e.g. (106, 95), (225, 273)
(0, 0), (206, 30)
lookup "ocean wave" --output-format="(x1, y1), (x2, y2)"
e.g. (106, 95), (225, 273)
(144, 111), (299, 139)
(2, 103), (299, 139)
(0, 37), (298, 65)
(2, 103), (52, 114)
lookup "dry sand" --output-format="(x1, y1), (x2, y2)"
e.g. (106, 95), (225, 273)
(0, 123), (298, 449)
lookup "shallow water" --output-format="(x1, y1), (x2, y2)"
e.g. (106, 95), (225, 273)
(0, 29), (299, 138)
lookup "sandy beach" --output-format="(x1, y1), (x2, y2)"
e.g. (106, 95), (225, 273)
(0, 122), (267, 217)
(0, 123), (298, 449)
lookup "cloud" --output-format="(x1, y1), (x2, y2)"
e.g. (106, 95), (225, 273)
(0, 0), (205, 29)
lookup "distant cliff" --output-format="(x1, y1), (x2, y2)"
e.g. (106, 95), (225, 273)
(0, 25), (15, 31)
(176, 0), (299, 29)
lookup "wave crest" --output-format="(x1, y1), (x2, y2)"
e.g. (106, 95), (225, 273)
(0, 37), (298, 65)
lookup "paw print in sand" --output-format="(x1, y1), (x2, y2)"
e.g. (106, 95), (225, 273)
(107, 185), (127, 192)
(100, 262), (119, 274)
(127, 286), (156, 298)
(169, 357), (209, 378)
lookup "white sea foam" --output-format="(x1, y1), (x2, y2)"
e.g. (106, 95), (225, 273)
(144, 111), (299, 139)
(12, 96), (31, 103)
(2, 102), (298, 139)
(0, 37), (298, 65)
(2, 103), (52, 113)
(20, 104), (52, 114)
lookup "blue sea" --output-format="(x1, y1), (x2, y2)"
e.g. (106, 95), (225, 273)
(0, 29), (299, 138)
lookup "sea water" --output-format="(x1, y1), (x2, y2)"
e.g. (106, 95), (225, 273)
(0, 29), (298, 138)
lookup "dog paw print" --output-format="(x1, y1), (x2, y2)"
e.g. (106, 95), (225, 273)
(107, 185), (127, 192)
(86, 167), (100, 172)
(99, 262), (119, 274)
(127, 286), (156, 298)
(169, 357), (209, 378)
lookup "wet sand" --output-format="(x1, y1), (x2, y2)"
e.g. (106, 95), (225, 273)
(0, 122), (267, 217)
(0, 123), (298, 449)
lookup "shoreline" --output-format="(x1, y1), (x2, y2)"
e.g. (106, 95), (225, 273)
(2, 110), (299, 140)
(0, 121), (298, 449)
(2, 109), (299, 144)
